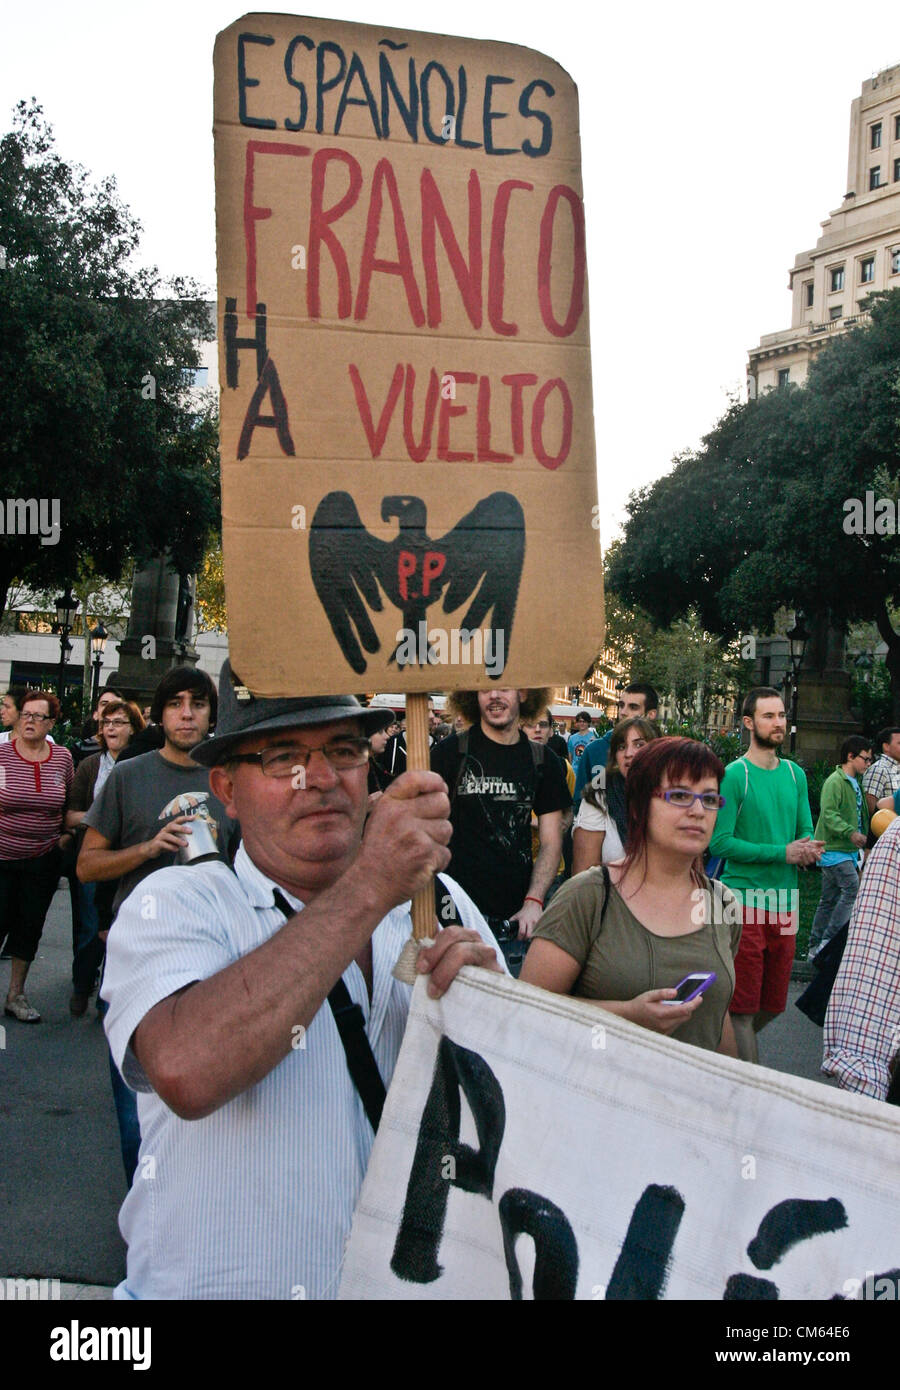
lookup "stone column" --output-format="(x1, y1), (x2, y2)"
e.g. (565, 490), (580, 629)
(114, 556), (199, 705)
(795, 614), (860, 763)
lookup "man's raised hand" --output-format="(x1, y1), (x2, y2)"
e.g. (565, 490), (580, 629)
(359, 770), (452, 904)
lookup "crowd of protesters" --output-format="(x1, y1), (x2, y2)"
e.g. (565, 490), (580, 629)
(1, 667), (898, 1297)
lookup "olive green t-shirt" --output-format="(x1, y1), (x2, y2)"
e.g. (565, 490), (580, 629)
(532, 869), (742, 1052)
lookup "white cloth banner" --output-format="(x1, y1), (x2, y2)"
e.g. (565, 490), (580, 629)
(339, 970), (900, 1300)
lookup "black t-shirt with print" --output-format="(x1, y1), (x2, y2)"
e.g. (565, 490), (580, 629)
(431, 725), (571, 918)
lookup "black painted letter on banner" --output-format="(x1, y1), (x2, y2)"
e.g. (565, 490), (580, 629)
(606, 1184), (685, 1300)
(498, 1188), (578, 1300)
(390, 1035), (505, 1284)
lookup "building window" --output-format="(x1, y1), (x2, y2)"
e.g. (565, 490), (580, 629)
(869, 167), (882, 190)
(860, 256), (875, 283)
(895, 157), (900, 182)
(830, 266), (845, 292)
(777, 369), (790, 389)
(830, 306), (843, 320)
(872, 122), (883, 149)
(805, 282), (814, 307)
(895, 114), (900, 140)
(892, 248), (900, 276)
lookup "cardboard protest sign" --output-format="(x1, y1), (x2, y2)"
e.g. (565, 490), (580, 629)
(214, 14), (602, 696)
(338, 970), (900, 1300)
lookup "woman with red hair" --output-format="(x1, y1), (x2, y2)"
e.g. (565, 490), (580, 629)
(521, 737), (741, 1055)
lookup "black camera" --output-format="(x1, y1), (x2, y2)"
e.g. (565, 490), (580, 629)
(485, 917), (529, 978)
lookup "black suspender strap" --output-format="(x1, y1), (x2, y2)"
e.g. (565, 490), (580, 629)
(324, 977), (386, 1132)
(272, 888), (386, 1133)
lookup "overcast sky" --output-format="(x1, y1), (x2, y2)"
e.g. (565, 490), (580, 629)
(3, 0), (899, 545)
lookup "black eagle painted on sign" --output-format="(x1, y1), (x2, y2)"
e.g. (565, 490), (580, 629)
(309, 491), (525, 676)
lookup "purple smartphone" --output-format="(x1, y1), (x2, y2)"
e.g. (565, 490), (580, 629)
(661, 971), (717, 1004)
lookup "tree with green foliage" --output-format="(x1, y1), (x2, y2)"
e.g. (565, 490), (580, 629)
(639, 611), (750, 727)
(608, 289), (900, 713)
(601, 542), (656, 674)
(0, 101), (219, 618)
(601, 547), (750, 726)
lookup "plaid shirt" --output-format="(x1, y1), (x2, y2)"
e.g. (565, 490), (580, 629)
(822, 817), (900, 1099)
(861, 753), (900, 803)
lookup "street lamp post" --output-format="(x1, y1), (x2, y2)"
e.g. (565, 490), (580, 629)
(785, 612), (810, 756)
(53, 586), (79, 701)
(90, 621), (108, 707)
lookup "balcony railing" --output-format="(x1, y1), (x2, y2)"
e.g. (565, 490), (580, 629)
(808, 309), (871, 335)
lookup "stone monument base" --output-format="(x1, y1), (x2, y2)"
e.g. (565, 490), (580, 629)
(795, 670), (860, 764)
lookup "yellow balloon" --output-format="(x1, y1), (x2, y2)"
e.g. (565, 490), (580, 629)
(870, 809), (897, 839)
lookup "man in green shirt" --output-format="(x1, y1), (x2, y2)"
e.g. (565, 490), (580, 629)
(709, 687), (823, 1062)
(808, 736), (871, 960)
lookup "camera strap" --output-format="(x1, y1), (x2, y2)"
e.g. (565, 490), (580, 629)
(271, 887), (386, 1133)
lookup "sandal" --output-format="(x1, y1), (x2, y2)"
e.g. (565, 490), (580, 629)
(4, 993), (41, 1023)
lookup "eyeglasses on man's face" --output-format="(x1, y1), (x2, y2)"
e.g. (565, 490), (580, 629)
(230, 737), (371, 778)
(653, 788), (725, 811)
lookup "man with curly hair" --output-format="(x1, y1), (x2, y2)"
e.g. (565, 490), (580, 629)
(431, 688), (571, 947)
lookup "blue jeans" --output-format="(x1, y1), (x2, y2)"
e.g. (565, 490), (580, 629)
(96, 991), (141, 1186)
(809, 860), (859, 956)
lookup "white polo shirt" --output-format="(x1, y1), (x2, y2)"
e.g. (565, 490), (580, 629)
(102, 843), (497, 1300)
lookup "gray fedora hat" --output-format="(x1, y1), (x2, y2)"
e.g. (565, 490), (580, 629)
(190, 660), (393, 767)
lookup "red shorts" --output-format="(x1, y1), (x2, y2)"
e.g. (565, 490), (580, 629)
(730, 908), (796, 1017)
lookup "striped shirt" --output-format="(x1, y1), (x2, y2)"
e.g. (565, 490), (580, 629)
(0, 739), (73, 858)
(101, 842), (500, 1300)
(822, 815), (900, 1099)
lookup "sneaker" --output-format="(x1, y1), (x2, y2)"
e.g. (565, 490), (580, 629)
(4, 993), (41, 1023)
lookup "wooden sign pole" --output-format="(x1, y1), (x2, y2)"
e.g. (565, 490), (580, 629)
(405, 692), (437, 941)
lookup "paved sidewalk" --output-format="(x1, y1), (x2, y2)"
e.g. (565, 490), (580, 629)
(1, 881), (127, 1293)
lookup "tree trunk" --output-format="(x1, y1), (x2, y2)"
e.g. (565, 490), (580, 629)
(0, 568), (14, 627)
(873, 599), (900, 722)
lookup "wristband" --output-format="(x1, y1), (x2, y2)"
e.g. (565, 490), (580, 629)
(524, 895), (544, 908)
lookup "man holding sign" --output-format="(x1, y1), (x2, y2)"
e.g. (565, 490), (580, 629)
(101, 663), (501, 1299)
